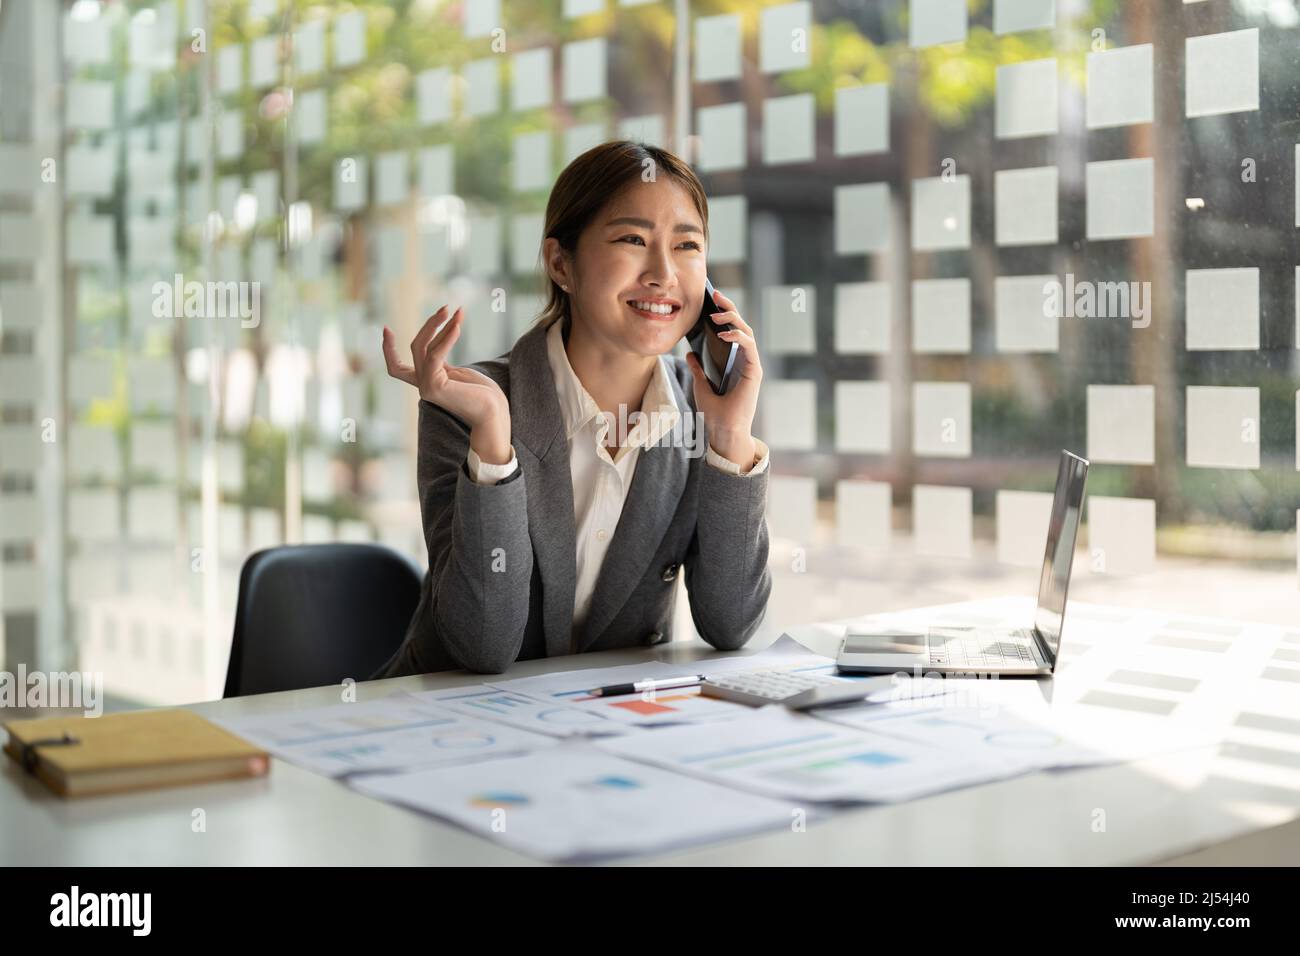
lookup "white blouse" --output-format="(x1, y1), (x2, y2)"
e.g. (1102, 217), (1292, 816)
(465, 319), (770, 633)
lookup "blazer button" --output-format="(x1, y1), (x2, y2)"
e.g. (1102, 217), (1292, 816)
(661, 563), (679, 582)
(644, 631), (663, 646)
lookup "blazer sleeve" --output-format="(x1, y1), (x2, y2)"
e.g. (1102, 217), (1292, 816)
(378, 399), (534, 675)
(681, 448), (773, 651)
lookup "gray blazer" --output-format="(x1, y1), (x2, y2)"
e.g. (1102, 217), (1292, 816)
(373, 319), (773, 676)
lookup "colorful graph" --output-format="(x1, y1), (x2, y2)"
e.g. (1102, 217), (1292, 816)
(576, 775), (643, 792)
(430, 730), (496, 749)
(469, 791), (529, 808)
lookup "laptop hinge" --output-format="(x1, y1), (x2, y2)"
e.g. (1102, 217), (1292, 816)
(1030, 626), (1056, 668)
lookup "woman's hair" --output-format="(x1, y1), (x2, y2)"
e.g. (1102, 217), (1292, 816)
(532, 140), (709, 330)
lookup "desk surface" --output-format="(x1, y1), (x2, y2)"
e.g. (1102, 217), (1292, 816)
(4, 598), (1299, 865)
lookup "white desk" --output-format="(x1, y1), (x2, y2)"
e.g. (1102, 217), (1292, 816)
(4, 598), (1298, 865)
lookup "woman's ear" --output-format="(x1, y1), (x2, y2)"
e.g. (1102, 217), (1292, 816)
(542, 237), (572, 293)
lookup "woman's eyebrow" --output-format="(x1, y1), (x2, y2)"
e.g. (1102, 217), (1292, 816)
(605, 216), (702, 235)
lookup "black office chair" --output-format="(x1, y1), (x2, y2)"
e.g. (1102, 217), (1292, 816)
(223, 543), (424, 698)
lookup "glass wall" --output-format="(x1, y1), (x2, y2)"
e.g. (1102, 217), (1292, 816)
(1, 0), (1297, 707)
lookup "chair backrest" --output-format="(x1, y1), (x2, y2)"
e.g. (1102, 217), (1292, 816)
(224, 543), (424, 698)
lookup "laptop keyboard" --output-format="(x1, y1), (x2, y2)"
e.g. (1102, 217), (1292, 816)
(927, 628), (1039, 667)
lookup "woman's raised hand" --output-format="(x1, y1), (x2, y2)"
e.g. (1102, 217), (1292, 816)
(382, 307), (511, 451)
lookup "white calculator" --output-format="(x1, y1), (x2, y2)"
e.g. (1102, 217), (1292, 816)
(699, 669), (894, 710)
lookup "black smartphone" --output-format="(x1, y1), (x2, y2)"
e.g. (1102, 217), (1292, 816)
(685, 277), (741, 395)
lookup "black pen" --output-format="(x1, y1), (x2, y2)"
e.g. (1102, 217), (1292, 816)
(588, 675), (706, 698)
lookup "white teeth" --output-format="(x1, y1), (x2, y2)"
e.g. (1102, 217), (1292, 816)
(631, 300), (674, 314)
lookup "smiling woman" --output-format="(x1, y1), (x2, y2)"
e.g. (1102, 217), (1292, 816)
(373, 141), (772, 676)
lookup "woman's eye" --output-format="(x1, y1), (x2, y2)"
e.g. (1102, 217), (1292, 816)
(678, 241), (701, 250)
(618, 235), (645, 245)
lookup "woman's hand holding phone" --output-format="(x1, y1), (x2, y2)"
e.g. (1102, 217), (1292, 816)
(684, 286), (763, 467)
(382, 306), (513, 465)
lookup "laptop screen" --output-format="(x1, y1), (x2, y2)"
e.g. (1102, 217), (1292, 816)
(1033, 450), (1089, 660)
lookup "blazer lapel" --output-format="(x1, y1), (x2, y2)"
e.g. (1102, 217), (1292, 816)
(506, 324), (577, 659)
(576, 363), (691, 652)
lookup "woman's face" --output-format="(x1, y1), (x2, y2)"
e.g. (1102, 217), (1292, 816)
(555, 178), (707, 357)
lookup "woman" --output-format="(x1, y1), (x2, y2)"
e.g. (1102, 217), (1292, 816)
(372, 140), (772, 676)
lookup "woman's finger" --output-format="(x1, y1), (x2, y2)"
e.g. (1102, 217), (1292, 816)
(410, 305), (450, 362)
(711, 308), (754, 339)
(718, 327), (762, 377)
(426, 307), (463, 368)
(381, 326), (417, 384)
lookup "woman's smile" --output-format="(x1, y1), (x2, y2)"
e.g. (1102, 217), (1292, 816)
(625, 296), (683, 322)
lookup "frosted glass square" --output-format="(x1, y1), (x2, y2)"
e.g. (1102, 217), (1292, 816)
(762, 380), (817, 451)
(996, 274), (1059, 352)
(913, 382), (970, 457)
(834, 183), (890, 254)
(913, 485), (972, 559)
(1186, 29), (1259, 118)
(996, 59), (1058, 139)
(216, 46), (242, 94)
(1088, 496), (1155, 575)
(466, 0), (501, 36)
(294, 21), (325, 75)
(512, 48), (553, 111)
(563, 38), (607, 103)
(910, 0), (967, 47)
(296, 88), (326, 143)
(912, 278), (970, 353)
(249, 37), (278, 89)
(564, 0), (604, 16)
(334, 11), (367, 68)
(996, 490), (1053, 567)
(834, 282), (890, 354)
(67, 215), (114, 266)
(835, 382), (890, 453)
(510, 213), (544, 275)
(708, 196), (746, 264)
(834, 83), (889, 157)
(912, 174), (970, 250)
(374, 151), (409, 207)
(465, 214), (502, 278)
(417, 67), (452, 125)
(70, 489), (120, 542)
(67, 80), (114, 130)
(464, 58), (501, 116)
(767, 475), (817, 543)
(994, 0), (1055, 34)
(418, 145), (453, 197)
(763, 94), (815, 165)
(836, 480), (891, 550)
(334, 157), (367, 211)
(1086, 158), (1153, 240)
(697, 103), (746, 172)
(1186, 386), (1259, 470)
(995, 166), (1057, 246)
(1185, 267), (1258, 351)
(695, 14), (741, 83)
(762, 285), (815, 354)
(512, 131), (552, 192)
(760, 3), (811, 74)
(1087, 44), (1153, 129)
(1087, 384), (1154, 465)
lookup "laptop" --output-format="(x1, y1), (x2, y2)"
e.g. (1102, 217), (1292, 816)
(835, 449), (1089, 677)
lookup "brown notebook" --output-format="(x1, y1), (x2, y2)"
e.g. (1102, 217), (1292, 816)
(3, 709), (270, 798)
